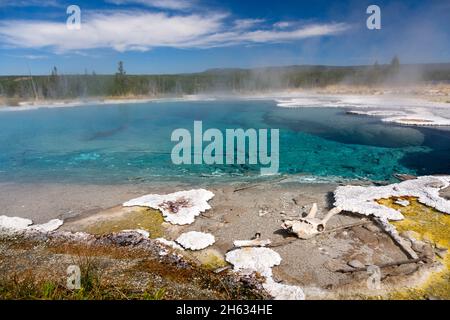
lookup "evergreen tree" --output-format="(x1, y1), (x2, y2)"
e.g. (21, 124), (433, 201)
(113, 61), (127, 95)
(51, 66), (58, 77)
(48, 66), (59, 98)
(390, 55), (400, 74)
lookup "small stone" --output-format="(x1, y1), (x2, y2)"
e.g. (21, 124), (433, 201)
(411, 240), (426, 253)
(324, 260), (348, 272)
(258, 209), (268, 217)
(348, 259), (365, 269)
(395, 199), (410, 207)
(422, 245), (435, 262)
(363, 224), (380, 233)
(389, 263), (418, 276)
(422, 233), (434, 244)
(400, 230), (420, 242)
(435, 243), (448, 251)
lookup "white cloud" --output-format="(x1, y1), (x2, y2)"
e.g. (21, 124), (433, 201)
(274, 21), (291, 29)
(233, 19), (265, 30)
(106, 0), (194, 10)
(0, 11), (350, 52)
(21, 54), (48, 59)
(4, 54), (48, 59)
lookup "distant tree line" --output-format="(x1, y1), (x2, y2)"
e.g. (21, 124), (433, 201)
(1, 58), (450, 100)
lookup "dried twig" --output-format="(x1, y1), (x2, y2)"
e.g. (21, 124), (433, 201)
(214, 266), (231, 274)
(319, 220), (372, 234)
(267, 238), (298, 248)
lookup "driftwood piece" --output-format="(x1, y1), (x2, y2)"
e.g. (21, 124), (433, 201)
(214, 266), (231, 274)
(232, 233), (272, 248)
(318, 220), (371, 235)
(267, 238), (298, 248)
(336, 258), (422, 273)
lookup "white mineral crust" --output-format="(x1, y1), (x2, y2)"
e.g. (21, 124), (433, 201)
(225, 247), (306, 300)
(263, 278), (306, 300)
(0, 215), (63, 234)
(155, 238), (184, 251)
(0, 216), (32, 231)
(334, 176), (450, 221)
(175, 231), (215, 250)
(225, 247), (281, 278)
(29, 219), (64, 233)
(123, 189), (214, 225)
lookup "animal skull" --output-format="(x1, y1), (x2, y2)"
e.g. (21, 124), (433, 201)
(282, 204), (342, 239)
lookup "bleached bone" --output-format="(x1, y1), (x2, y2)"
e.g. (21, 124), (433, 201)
(321, 207), (342, 225)
(233, 233), (271, 247)
(306, 203), (318, 218)
(282, 206), (342, 240)
(234, 239), (272, 248)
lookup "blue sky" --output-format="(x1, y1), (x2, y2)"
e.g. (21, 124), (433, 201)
(0, 0), (449, 75)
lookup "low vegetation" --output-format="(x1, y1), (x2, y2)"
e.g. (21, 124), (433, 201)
(0, 238), (265, 300)
(1, 57), (449, 101)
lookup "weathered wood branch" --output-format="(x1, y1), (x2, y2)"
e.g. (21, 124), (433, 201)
(336, 258), (422, 273)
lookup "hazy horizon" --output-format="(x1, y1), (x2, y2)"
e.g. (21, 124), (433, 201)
(2, 61), (450, 77)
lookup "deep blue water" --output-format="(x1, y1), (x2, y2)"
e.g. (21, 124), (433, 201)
(0, 100), (449, 184)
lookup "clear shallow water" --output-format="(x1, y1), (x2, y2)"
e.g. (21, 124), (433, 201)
(0, 100), (449, 184)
